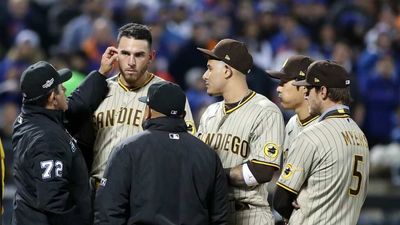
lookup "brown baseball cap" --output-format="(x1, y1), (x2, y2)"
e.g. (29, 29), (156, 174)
(197, 39), (253, 75)
(293, 60), (350, 88)
(266, 55), (314, 82)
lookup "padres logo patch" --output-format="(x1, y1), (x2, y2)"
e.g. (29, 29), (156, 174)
(264, 143), (279, 160)
(282, 163), (294, 179)
(186, 120), (196, 135)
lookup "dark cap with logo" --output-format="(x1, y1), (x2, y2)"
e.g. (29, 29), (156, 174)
(266, 55), (313, 82)
(20, 61), (72, 102)
(293, 60), (350, 88)
(139, 81), (186, 117)
(197, 38), (253, 75)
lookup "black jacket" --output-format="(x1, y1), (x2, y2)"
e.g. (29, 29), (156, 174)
(94, 117), (228, 225)
(12, 71), (108, 225)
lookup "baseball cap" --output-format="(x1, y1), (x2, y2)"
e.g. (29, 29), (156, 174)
(197, 39), (253, 75)
(138, 81), (186, 118)
(20, 61), (72, 101)
(293, 60), (350, 88)
(266, 55), (313, 82)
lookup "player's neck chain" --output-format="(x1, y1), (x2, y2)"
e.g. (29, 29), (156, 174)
(224, 90), (253, 112)
(319, 108), (350, 121)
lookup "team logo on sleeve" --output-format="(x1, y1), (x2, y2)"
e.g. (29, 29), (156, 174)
(264, 143), (279, 160)
(185, 120), (196, 135)
(69, 140), (76, 153)
(282, 163), (294, 179)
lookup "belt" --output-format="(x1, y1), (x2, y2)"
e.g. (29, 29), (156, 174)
(234, 201), (250, 211)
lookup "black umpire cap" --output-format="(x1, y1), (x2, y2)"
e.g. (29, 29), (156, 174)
(139, 81), (186, 118)
(20, 61), (72, 102)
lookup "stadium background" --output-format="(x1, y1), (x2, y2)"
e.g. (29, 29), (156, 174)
(0, 0), (400, 224)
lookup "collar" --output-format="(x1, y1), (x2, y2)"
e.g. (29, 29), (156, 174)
(318, 104), (350, 122)
(224, 91), (256, 114)
(118, 72), (155, 92)
(297, 114), (319, 126)
(143, 117), (188, 132)
(21, 104), (66, 125)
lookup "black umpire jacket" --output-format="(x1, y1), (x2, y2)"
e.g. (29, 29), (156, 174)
(12, 71), (108, 225)
(94, 117), (229, 225)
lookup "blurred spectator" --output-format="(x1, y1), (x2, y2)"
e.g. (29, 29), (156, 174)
(184, 67), (216, 125)
(0, 29), (45, 105)
(362, 55), (400, 147)
(168, 21), (212, 89)
(59, 0), (114, 53)
(357, 31), (397, 93)
(47, 0), (82, 49)
(272, 27), (323, 71)
(81, 17), (117, 71)
(318, 23), (337, 59)
(331, 41), (364, 125)
(239, 20), (273, 70)
(0, 0), (46, 51)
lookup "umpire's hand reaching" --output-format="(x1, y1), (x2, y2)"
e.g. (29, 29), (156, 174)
(99, 46), (119, 76)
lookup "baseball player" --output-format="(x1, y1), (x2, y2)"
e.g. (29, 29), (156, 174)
(88, 23), (195, 183)
(197, 39), (285, 225)
(274, 60), (369, 225)
(266, 55), (319, 163)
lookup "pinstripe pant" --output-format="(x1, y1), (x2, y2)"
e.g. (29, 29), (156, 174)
(229, 207), (274, 225)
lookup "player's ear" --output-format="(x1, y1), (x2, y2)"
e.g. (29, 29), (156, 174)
(224, 64), (233, 79)
(321, 86), (329, 100)
(148, 50), (156, 62)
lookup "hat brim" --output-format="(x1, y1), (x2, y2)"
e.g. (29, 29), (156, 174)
(265, 70), (291, 80)
(292, 79), (311, 86)
(138, 96), (147, 103)
(58, 68), (72, 83)
(197, 47), (222, 60)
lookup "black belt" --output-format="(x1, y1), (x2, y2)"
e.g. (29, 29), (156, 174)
(234, 201), (250, 211)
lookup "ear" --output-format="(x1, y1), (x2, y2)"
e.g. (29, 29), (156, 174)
(149, 50), (156, 62)
(321, 86), (329, 100)
(224, 64), (233, 79)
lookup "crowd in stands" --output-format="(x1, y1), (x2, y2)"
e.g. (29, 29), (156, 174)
(1, 0), (400, 224)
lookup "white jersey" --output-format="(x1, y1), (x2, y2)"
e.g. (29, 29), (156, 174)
(277, 108), (369, 225)
(91, 73), (195, 179)
(198, 91), (284, 224)
(282, 114), (319, 163)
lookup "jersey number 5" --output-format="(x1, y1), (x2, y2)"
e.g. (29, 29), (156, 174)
(40, 160), (63, 179)
(349, 155), (363, 195)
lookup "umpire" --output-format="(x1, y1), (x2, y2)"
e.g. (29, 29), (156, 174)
(12, 58), (112, 225)
(94, 81), (228, 225)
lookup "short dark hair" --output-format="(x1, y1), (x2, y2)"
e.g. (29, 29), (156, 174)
(327, 87), (352, 106)
(117, 23), (152, 47)
(24, 86), (60, 107)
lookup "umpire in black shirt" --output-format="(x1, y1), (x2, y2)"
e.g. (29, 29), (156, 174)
(94, 81), (229, 225)
(12, 48), (117, 225)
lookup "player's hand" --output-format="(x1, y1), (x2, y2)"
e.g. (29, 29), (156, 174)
(292, 200), (300, 209)
(98, 46), (118, 76)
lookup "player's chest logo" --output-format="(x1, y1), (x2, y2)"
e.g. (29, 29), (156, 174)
(199, 132), (249, 158)
(94, 107), (144, 129)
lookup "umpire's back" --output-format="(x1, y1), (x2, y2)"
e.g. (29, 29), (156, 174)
(94, 82), (228, 225)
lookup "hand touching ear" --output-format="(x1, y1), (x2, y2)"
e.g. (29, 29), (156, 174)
(99, 46), (119, 76)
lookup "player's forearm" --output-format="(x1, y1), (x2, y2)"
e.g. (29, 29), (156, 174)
(224, 166), (246, 187)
